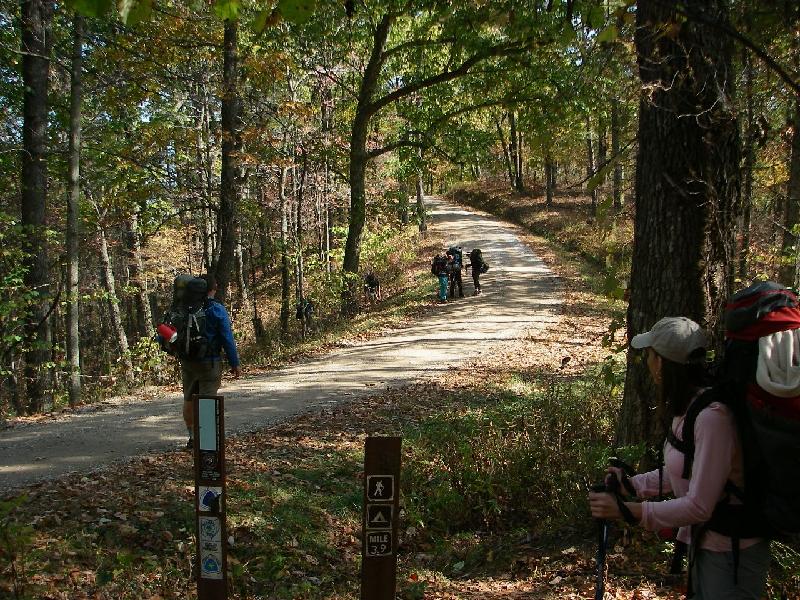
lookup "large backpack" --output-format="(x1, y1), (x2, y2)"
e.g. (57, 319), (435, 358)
(431, 255), (447, 276)
(447, 246), (463, 269)
(676, 281), (800, 540)
(159, 274), (210, 361)
(470, 248), (489, 273)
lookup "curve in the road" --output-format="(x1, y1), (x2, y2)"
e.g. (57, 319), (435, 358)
(0, 197), (561, 495)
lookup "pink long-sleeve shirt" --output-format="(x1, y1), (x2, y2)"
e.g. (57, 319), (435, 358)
(630, 397), (762, 551)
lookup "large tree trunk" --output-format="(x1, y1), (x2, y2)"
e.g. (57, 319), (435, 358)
(739, 45), (755, 280)
(341, 14), (393, 315)
(611, 103), (624, 211)
(98, 221), (135, 387)
(279, 167), (291, 336)
(415, 173), (426, 233)
(618, 0), (740, 457)
(782, 96), (800, 288)
(20, 0), (53, 414)
(65, 14), (83, 408)
(215, 18), (241, 302)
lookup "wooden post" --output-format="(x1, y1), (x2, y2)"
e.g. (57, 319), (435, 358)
(360, 436), (401, 600)
(193, 394), (228, 599)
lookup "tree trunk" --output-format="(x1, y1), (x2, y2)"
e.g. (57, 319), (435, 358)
(20, 0), (53, 414)
(586, 120), (597, 214)
(126, 212), (154, 339)
(215, 18), (241, 302)
(611, 102), (624, 211)
(597, 115), (608, 192)
(279, 167), (290, 336)
(98, 221), (135, 387)
(342, 14), (394, 315)
(545, 153), (554, 207)
(782, 95), (800, 288)
(516, 130), (524, 191)
(296, 151), (308, 336)
(65, 14), (83, 408)
(509, 111), (520, 191)
(739, 45), (755, 280)
(618, 0), (740, 456)
(495, 115), (514, 186)
(415, 173), (427, 233)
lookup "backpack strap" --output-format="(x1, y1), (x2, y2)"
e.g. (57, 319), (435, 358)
(666, 389), (716, 480)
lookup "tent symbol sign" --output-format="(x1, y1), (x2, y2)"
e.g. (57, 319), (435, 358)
(367, 504), (393, 529)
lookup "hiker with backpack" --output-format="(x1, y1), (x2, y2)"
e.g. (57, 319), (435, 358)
(446, 246), (464, 299)
(588, 316), (771, 599)
(431, 252), (449, 302)
(466, 248), (489, 295)
(158, 274), (241, 449)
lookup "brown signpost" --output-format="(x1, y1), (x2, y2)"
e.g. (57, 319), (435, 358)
(361, 436), (401, 600)
(192, 394), (228, 600)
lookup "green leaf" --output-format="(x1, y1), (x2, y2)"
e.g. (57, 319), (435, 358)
(213, 0), (240, 21)
(277, 0), (316, 25)
(596, 24), (617, 43)
(585, 5), (605, 29)
(68, 0), (114, 18)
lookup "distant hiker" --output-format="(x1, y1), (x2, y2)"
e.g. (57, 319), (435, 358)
(446, 246), (464, 299)
(363, 270), (382, 304)
(588, 317), (770, 599)
(431, 252), (449, 302)
(467, 248), (489, 295)
(158, 274), (241, 449)
(296, 298), (314, 331)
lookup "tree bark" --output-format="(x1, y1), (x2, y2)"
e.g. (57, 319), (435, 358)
(279, 167), (290, 336)
(782, 95), (800, 288)
(215, 18), (241, 302)
(611, 102), (624, 211)
(495, 115), (514, 186)
(509, 111), (520, 190)
(739, 45), (755, 280)
(98, 221), (135, 387)
(65, 14), (83, 408)
(20, 0), (53, 414)
(618, 0), (740, 456)
(126, 211), (154, 339)
(586, 120), (597, 214)
(341, 14), (394, 314)
(415, 173), (427, 233)
(545, 153), (554, 207)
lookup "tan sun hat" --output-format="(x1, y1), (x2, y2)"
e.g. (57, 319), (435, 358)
(630, 317), (708, 364)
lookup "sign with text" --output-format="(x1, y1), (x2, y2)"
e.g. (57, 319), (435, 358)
(360, 436), (401, 600)
(193, 395), (227, 600)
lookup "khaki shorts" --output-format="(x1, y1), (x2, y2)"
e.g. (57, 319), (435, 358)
(181, 360), (222, 403)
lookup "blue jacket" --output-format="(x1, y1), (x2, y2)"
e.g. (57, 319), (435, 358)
(204, 299), (240, 367)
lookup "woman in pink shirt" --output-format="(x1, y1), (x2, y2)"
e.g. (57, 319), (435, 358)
(588, 317), (770, 599)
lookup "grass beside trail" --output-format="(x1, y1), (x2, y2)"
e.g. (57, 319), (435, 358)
(2, 191), (799, 599)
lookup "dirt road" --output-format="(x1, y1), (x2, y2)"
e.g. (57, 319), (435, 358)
(0, 197), (560, 495)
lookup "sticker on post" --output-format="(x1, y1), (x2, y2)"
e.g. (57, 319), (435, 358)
(198, 487), (223, 513)
(366, 475), (394, 501)
(201, 546), (223, 580)
(365, 530), (392, 556)
(366, 504), (392, 529)
(199, 516), (221, 543)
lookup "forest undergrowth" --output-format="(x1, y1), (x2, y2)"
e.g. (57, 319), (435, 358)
(2, 189), (798, 599)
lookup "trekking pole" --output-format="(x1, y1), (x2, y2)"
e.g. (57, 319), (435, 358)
(595, 511), (609, 599)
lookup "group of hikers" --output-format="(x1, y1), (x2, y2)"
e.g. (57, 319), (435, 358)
(153, 263), (800, 599)
(588, 280), (800, 599)
(430, 246), (489, 302)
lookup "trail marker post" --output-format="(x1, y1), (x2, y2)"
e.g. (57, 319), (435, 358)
(361, 436), (401, 600)
(192, 394), (228, 599)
